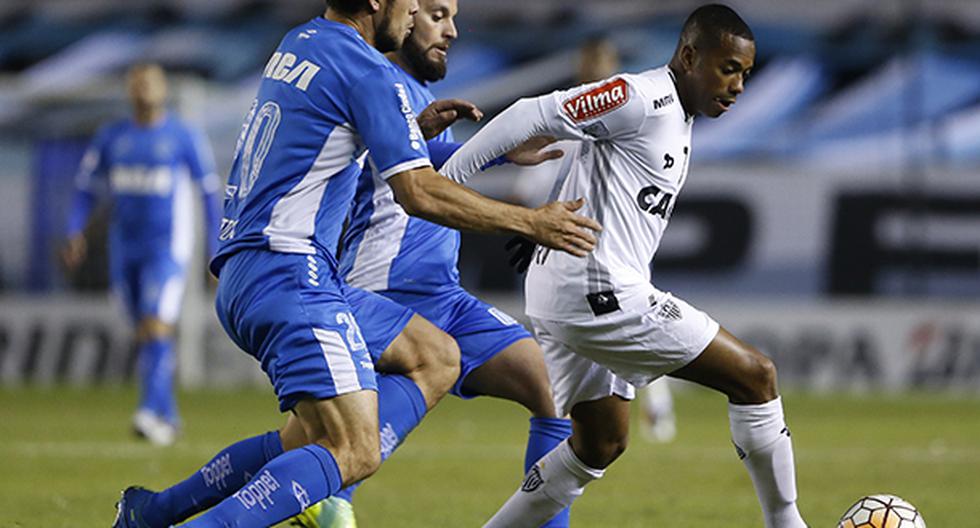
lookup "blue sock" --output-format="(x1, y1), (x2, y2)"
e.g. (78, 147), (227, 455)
(334, 373), (427, 503)
(144, 431), (283, 528)
(527, 417), (573, 527)
(180, 444), (342, 527)
(138, 337), (177, 422)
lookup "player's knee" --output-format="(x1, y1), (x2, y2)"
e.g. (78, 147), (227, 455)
(310, 431), (381, 485)
(738, 348), (778, 403)
(601, 434), (629, 466)
(432, 330), (461, 377)
(520, 375), (558, 417)
(575, 430), (628, 469)
(346, 442), (382, 483)
(417, 330), (460, 392)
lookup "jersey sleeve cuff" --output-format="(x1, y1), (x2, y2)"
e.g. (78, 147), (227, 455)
(378, 158), (433, 180)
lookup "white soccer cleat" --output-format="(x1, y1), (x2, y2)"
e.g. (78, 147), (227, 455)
(132, 409), (177, 446)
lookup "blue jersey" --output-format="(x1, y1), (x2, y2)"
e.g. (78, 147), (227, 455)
(339, 66), (459, 294)
(69, 113), (220, 264)
(211, 18), (432, 277)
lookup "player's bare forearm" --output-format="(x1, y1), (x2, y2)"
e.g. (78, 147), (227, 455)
(389, 167), (600, 257)
(390, 167), (533, 235)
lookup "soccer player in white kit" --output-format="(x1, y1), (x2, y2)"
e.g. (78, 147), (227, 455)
(442, 5), (808, 527)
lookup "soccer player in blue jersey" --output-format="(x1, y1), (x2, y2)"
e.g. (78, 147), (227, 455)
(289, 0), (575, 526)
(63, 63), (221, 446)
(112, 0), (600, 526)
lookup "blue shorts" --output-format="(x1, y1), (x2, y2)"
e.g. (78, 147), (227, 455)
(111, 255), (187, 324)
(343, 283), (415, 362)
(382, 287), (532, 398)
(215, 249), (377, 412)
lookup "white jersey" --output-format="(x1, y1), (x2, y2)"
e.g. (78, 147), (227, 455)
(443, 66), (693, 321)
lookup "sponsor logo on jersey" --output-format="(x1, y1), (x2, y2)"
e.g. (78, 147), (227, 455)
(652, 93), (675, 110)
(110, 165), (172, 196)
(521, 465), (545, 492)
(394, 83), (425, 151)
(636, 184), (675, 219)
(263, 51), (321, 92)
(233, 470), (281, 511)
(219, 218), (237, 241)
(200, 453), (234, 490)
(562, 78), (629, 122)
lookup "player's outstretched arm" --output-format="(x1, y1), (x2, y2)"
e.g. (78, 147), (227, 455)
(442, 77), (644, 184)
(389, 166), (600, 257)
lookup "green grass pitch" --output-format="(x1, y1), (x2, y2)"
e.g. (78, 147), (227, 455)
(1, 386), (978, 527)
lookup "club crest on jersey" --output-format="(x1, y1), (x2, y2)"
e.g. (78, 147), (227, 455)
(562, 78), (629, 122)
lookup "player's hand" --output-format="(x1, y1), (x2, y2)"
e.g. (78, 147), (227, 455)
(59, 235), (87, 272)
(417, 99), (483, 140)
(505, 136), (564, 166)
(505, 236), (536, 273)
(528, 198), (602, 257)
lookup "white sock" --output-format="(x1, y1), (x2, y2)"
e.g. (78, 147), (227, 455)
(729, 397), (808, 528)
(483, 439), (604, 528)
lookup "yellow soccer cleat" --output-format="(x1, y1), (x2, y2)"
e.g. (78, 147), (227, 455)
(285, 496), (357, 528)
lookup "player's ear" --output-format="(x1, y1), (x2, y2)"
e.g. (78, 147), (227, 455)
(680, 44), (697, 73)
(366, 0), (382, 14)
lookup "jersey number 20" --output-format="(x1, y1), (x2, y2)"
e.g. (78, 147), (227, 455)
(238, 101), (282, 199)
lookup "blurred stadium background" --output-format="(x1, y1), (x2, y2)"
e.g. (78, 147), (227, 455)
(1, 0), (979, 526)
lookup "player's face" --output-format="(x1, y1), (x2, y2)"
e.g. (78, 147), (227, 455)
(689, 33), (754, 118)
(400, 0), (457, 82)
(375, 0), (421, 53)
(126, 66), (168, 111)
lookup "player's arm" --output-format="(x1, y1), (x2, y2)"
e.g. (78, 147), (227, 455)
(388, 167), (598, 256)
(62, 130), (109, 271)
(183, 126), (222, 259)
(427, 137), (562, 171)
(441, 76), (644, 184)
(349, 68), (600, 256)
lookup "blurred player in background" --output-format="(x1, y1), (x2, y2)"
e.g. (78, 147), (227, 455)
(292, 0), (573, 526)
(444, 5), (808, 527)
(111, 0), (600, 526)
(62, 63), (221, 446)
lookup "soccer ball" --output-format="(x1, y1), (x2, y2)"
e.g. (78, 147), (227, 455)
(837, 494), (926, 528)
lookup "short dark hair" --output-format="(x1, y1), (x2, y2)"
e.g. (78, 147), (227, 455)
(325, 0), (367, 14)
(680, 4), (754, 49)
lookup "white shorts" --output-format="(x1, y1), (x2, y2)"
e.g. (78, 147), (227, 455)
(532, 290), (719, 417)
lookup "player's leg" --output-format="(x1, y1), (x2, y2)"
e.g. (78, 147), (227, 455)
(177, 391), (379, 528)
(458, 337), (573, 528)
(411, 289), (578, 523)
(115, 251), (381, 528)
(483, 322), (623, 528)
(287, 290), (459, 527)
(130, 258), (185, 445)
(669, 326), (807, 528)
